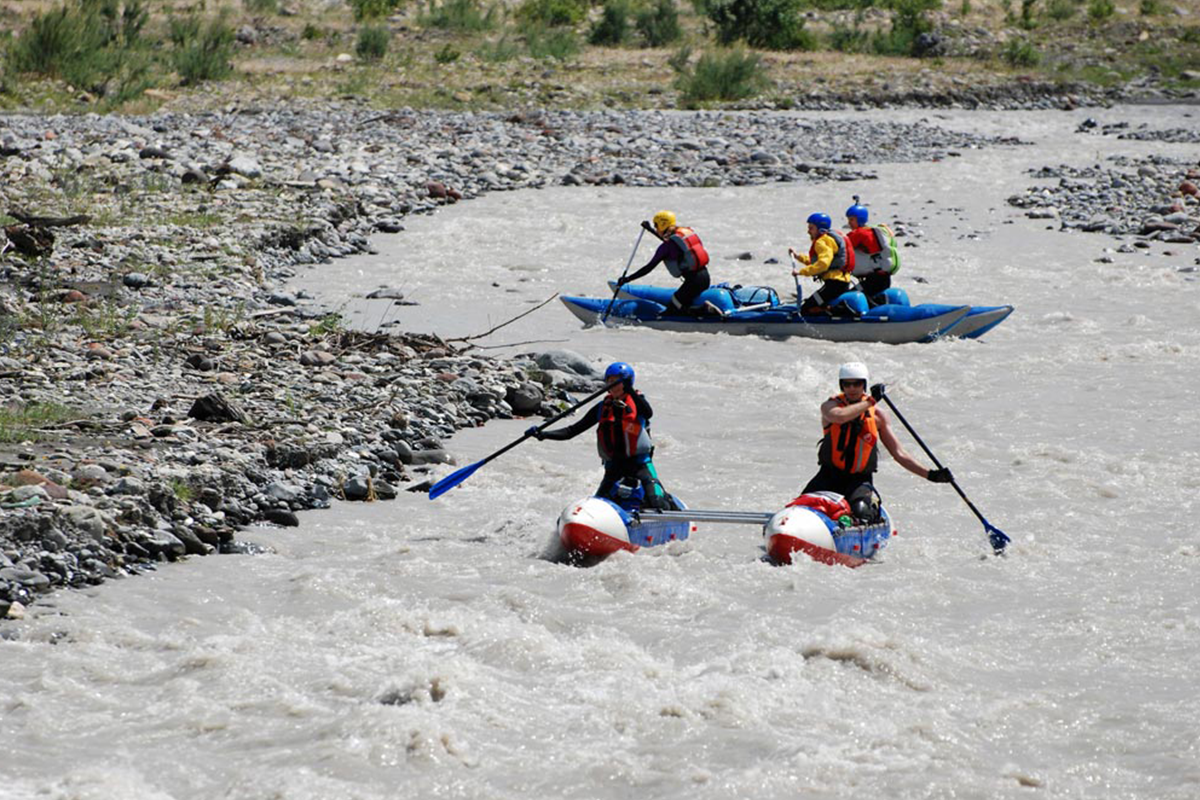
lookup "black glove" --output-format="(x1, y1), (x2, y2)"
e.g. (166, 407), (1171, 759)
(525, 425), (544, 440)
(870, 383), (886, 401)
(927, 467), (953, 484)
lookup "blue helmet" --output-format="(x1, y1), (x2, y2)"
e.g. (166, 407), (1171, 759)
(604, 361), (635, 387)
(846, 203), (869, 225)
(807, 212), (832, 231)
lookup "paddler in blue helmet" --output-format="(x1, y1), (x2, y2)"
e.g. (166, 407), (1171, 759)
(528, 362), (674, 510)
(790, 212), (856, 316)
(802, 361), (953, 519)
(617, 210), (711, 316)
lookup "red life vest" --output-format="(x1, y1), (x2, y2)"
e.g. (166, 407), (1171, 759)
(818, 394), (878, 475)
(848, 225), (898, 276)
(786, 491), (852, 520)
(808, 229), (855, 278)
(597, 393), (652, 461)
(664, 227), (710, 278)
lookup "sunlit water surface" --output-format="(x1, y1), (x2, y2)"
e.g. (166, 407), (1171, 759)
(3, 107), (1199, 800)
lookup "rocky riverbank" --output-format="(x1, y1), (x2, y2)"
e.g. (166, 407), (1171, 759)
(1005, 117), (1200, 255)
(0, 101), (1193, 622)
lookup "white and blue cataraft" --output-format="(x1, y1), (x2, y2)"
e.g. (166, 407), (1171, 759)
(556, 482), (695, 561)
(560, 282), (1013, 344)
(557, 484), (896, 567)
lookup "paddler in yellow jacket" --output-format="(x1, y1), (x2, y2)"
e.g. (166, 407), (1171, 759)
(789, 212), (855, 316)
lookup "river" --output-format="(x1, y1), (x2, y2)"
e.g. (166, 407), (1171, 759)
(2, 106), (1198, 800)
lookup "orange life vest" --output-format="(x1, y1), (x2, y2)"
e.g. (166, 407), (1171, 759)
(664, 227), (710, 278)
(818, 394), (878, 475)
(597, 393), (652, 462)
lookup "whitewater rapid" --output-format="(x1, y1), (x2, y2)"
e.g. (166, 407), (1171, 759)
(2, 106), (1198, 800)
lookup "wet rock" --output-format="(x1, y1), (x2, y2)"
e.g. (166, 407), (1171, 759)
(188, 392), (249, 424)
(410, 449), (454, 466)
(342, 475), (372, 500)
(506, 382), (544, 415)
(533, 349), (598, 376)
(263, 508), (300, 527)
(1, 566), (52, 591)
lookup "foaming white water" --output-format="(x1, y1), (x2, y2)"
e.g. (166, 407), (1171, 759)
(3, 107), (1199, 800)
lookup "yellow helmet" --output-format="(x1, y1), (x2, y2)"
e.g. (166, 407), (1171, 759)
(652, 210), (677, 234)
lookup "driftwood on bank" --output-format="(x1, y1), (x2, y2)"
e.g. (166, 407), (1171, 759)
(8, 210), (92, 228)
(2, 209), (92, 259)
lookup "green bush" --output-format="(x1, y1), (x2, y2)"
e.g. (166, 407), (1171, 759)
(6, 0), (149, 95)
(1019, 0), (1038, 26)
(1002, 36), (1040, 65)
(476, 33), (521, 61)
(356, 23), (390, 59)
(829, 23), (870, 52)
(169, 12), (235, 85)
(873, 0), (940, 56)
(301, 22), (323, 39)
(434, 42), (461, 62)
(516, 0), (588, 26)
(636, 0), (682, 46)
(350, 0), (404, 21)
(673, 47), (769, 106)
(245, 0), (279, 13)
(590, 0), (631, 45)
(705, 0), (817, 50)
(1043, 0), (1077, 20)
(1138, 0), (1162, 14)
(422, 0), (498, 31)
(1086, 0), (1114, 19)
(524, 23), (580, 59)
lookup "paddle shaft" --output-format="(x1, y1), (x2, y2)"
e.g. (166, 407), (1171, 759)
(476, 380), (616, 466)
(879, 393), (991, 528)
(602, 223), (651, 322)
(427, 379), (618, 498)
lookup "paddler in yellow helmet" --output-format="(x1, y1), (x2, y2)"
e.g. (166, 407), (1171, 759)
(618, 210), (711, 316)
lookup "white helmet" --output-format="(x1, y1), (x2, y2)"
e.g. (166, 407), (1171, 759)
(839, 362), (869, 383)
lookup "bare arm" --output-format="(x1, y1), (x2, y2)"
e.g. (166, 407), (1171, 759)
(820, 396), (873, 425)
(875, 407), (931, 479)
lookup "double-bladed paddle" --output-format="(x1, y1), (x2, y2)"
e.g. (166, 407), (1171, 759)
(878, 390), (1012, 554)
(427, 380), (619, 500)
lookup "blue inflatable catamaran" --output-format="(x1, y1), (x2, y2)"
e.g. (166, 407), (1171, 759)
(560, 281), (1013, 344)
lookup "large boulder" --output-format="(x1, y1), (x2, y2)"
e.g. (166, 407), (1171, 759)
(532, 349), (599, 377)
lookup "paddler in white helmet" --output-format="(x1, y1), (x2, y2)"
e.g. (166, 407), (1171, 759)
(801, 362), (953, 519)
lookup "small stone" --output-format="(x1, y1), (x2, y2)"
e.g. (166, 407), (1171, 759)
(300, 350), (336, 367)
